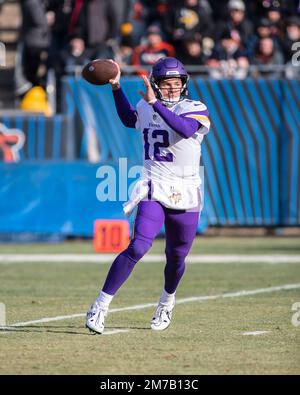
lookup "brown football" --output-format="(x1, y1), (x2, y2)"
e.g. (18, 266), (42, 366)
(82, 59), (118, 85)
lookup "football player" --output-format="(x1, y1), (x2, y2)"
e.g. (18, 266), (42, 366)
(86, 57), (210, 334)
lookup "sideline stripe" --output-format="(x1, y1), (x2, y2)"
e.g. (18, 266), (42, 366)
(1, 283), (299, 329)
(0, 254), (300, 264)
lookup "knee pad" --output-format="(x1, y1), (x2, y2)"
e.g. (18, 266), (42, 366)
(124, 238), (152, 263)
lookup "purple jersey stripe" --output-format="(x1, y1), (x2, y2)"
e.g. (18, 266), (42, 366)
(148, 180), (152, 200)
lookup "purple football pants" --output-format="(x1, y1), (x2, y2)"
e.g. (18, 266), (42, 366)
(102, 201), (199, 295)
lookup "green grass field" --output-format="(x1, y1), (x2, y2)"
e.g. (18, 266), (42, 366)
(0, 237), (300, 375)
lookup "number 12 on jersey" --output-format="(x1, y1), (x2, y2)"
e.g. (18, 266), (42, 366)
(143, 128), (173, 162)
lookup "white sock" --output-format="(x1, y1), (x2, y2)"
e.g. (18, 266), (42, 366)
(95, 291), (114, 311)
(159, 289), (176, 308)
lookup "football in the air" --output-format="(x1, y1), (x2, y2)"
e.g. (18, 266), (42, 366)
(82, 59), (119, 85)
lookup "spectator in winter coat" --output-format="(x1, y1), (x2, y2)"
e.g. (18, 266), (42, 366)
(131, 25), (175, 75)
(251, 36), (285, 78)
(16, 0), (51, 95)
(215, 0), (253, 48)
(207, 28), (249, 79)
(163, 0), (214, 45)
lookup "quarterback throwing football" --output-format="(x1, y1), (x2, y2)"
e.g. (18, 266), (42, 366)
(86, 57), (210, 334)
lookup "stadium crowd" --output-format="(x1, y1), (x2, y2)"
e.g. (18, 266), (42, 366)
(12, 0), (300, 98)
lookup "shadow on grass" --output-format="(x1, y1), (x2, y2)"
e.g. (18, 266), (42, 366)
(0, 324), (149, 335)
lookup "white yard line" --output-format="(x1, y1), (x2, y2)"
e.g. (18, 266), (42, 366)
(103, 329), (130, 336)
(243, 331), (271, 336)
(0, 254), (300, 264)
(1, 283), (299, 332)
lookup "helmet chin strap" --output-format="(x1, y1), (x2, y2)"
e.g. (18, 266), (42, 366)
(161, 96), (181, 107)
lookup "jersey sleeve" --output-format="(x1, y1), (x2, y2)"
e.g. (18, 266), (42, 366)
(135, 99), (148, 131)
(179, 101), (210, 135)
(112, 88), (138, 128)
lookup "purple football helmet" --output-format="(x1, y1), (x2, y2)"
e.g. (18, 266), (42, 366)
(150, 57), (189, 105)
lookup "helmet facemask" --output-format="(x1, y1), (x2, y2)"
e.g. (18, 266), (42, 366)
(150, 76), (189, 107)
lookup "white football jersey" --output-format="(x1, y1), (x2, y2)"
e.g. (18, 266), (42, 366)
(123, 98), (210, 215)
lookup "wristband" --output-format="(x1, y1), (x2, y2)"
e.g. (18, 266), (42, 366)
(148, 98), (157, 105)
